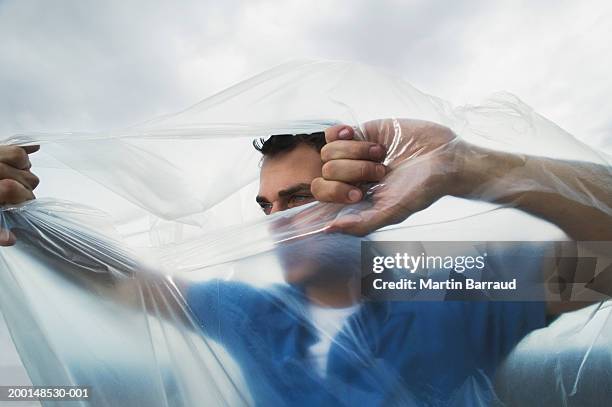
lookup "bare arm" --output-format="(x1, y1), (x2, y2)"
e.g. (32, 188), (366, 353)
(315, 120), (612, 314)
(463, 149), (612, 241)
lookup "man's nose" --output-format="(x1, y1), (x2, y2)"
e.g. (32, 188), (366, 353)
(268, 201), (293, 237)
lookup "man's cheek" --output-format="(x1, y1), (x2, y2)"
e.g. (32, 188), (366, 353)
(267, 203), (334, 239)
(275, 233), (362, 280)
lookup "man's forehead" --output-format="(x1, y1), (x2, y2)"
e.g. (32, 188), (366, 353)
(258, 145), (323, 198)
(260, 144), (322, 174)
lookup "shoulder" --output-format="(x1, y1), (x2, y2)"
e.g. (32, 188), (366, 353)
(187, 280), (267, 308)
(186, 280), (297, 318)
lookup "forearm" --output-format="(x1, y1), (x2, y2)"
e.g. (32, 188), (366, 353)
(461, 146), (612, 241)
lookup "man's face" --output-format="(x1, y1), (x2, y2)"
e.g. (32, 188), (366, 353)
(256, 143), (321, 215)
(256, 142), (361, 285)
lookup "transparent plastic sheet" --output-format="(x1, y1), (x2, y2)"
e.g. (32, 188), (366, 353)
(0, 60), (611, 406)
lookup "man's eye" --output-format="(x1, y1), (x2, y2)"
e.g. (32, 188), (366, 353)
(288, 194), (314, 207)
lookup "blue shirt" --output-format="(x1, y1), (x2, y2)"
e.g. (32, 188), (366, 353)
(187, 281), (545, 406)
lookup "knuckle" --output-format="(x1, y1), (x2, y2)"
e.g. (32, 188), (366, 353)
(321, 161), (336, 179)
(310, 177), (324, 196)
(0, 179), (23, 202)
(23, 171), (40, 189)
(0, 178), (20, 193)
(30, 173), (40, 189)
(324, 125), (341, 143)
(311, 178), (331, 201)
(8, 146), (27, 164)
(320, 144), (333, 162)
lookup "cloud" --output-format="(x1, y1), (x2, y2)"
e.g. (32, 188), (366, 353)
(0, 0), (611, 386)
(0, 0), (610, 149)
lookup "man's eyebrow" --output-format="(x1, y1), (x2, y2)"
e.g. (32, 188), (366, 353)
(278, 183), (312, 197)
(256, 183), (312, 204)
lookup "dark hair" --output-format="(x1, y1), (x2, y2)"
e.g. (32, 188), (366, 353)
(253, 132), (326, 157)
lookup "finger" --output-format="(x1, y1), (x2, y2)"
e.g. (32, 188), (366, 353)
(326, 207), (407, 236)
(326, 195), (433, 236)
(0, 146), (31, 169)
(325, 210), (389, 236)
(322, 159), (387, 183)
(324, 124), (354, 143)
(0, 164), (40, 190)
(22, 145), (40, 154)
(311, 177), (363, 204)
(0, 179), (35, 205)
(0, 228), (16, 246)
(321, 140), (386, 163)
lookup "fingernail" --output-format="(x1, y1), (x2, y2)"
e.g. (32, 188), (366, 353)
(338, 128), (352, 139)
(348, 189), (362, 202)
(376, 164), (386, 178)
(369, 144), (384, 160)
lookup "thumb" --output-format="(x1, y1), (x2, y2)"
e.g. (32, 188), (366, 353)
(0, 228), (16, 246)
(325, 192), (434, 236)
(325, 208), (400, 236)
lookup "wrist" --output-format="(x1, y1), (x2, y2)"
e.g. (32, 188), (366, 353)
(455, 144), (525, 201)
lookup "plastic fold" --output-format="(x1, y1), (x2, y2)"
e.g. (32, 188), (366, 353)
(1, 60), (611, 406)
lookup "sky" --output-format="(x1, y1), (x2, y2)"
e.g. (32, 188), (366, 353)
(1, 0), (611, 386)
(0, 0), (611, 151)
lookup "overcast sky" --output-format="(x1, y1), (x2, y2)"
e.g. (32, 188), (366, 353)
(0, 0), (611, 149)
(1, 0), (611, 382)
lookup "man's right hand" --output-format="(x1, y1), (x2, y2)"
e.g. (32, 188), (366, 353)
(313, 119), (479, 236)
(0, 144), (40, 246)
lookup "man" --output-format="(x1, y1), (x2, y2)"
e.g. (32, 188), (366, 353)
(187, 119), (611, 405)
(1, 119), (611, 405)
